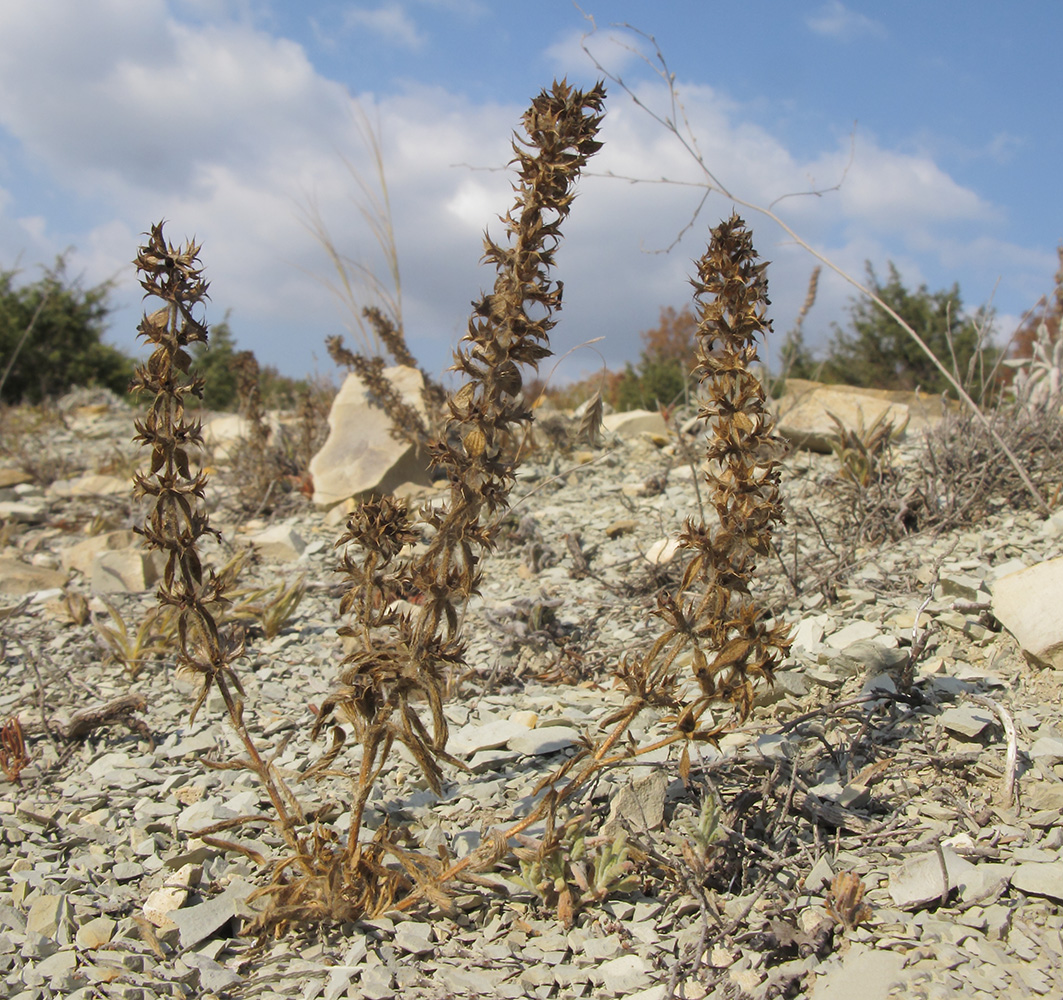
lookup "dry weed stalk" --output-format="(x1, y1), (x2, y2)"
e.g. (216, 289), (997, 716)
(326, 305), (448, 452)
(130, 223), (303, 857)
(580, 24), (1050, 515)
(609, 214), (791, 753)
(482, 216), (791, 923)
(326, 331), (433, 448)
(244, 79), (607, 933)
(0, 716), (30, 785)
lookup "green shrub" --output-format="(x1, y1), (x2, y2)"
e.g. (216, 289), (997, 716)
(0, 257), (132, 404)
(820, 262), (997, 397)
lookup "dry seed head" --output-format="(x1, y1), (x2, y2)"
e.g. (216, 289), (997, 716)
(621, 215), (791, 737)
(320, 81), (605, 875)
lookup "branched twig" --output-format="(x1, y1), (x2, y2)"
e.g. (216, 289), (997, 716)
(577, 21), (1050, 515)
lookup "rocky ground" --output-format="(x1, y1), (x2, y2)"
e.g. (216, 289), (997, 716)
(2, 387), (1063, 1000)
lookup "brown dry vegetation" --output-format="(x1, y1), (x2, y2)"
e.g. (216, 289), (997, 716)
(3, 72), (1063, 1000)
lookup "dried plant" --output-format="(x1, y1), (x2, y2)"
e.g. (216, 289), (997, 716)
(95, 599), (173, 677)
(130, 222), (303, 860)
(229, 576), (307, 640)
(235, 80), (611, 935)
(626, 214), (792, 733)
(326, 307), (449, 454)
(1010, 306), (1063, 414)
(825, 871), (872, 933)
(502, 216), (791, 886)
(326, 332), (433, 448)
(0, 716), (30, 785)
(827, 409), (904, 489)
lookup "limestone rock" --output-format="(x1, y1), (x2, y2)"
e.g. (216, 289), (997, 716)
(508, 725), (581, 756)
(813, 943), (906, 1000)
(603, 771), (668, 836)
(602, 409), (668, 438)
(594, 954), (652, 994)
(0, 557), (69, 596)
(991, 556), (1063, 669)
(310, 367), (432, 508)
(0, 499), (46, 523)
(249, 523), (306, 561)
(48, 473), (130, 498)
(75, 916), (116, 950)
(0, 467), (34, 488)
(1011, 861), (1063, 902)
(60, 529), (140, 577)
(888, 846), (976, 909)
(773, 379), (921, 453)
(143, 863), (201, 928)
(167, 878), (254, 948)
(91, 548), (165, 594)
(202, 412), (281, 461)
(644, 537), (681, 566)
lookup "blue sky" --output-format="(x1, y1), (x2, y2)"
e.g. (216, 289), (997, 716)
(0, 0), (1059, 387)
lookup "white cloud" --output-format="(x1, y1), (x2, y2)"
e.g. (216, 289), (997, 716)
(0, 3), (1039, 383)
(806, 2), (886, 41)
(342, 2), (424, 49)
(545, 24), (645, 81)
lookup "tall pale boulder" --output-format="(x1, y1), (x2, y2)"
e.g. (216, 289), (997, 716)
(991, 556), (1063, 669)
(310, 366), (433, 508)
(771, 379), (951, 453)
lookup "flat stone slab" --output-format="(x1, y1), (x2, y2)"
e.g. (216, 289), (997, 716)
(508, 725), (582, 756)
(1011, 862), (1063, 902)
(939, 705), (997, 738)
(888, 847), (976, 909)
(448, 719), (532, 757)
(168, 879), (255, 948)
(0, 557), (69, 596)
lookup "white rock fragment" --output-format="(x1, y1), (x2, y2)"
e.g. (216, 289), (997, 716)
(167, 878), (254, 948)
(142, 863), (201, 928)
(602, 409), (668, 438)
(91, 548), (164, 594)
(1011, 861), (1063, 902)
(644, 537), (681, 566)
(75, 916), (116, 950)
(0, 557), (69, 596)
(825, 620), (881, 648)
(448, 719), (531, 757)
(596, 953), (653, 994)
(991, 555), (1063, 669)
(603, 771), (668, 836)
(249, 523), (306, 561)
(509, 725), (581, 756)
(310, 367), (432, 507)
(1029, 735), (1063, 763)
(939, 705), (997, 738)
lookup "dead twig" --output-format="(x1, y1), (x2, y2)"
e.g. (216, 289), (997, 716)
(962, 693), (1018, 806)
(18, 695), (151, 746)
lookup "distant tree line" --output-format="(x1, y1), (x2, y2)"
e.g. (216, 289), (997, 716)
(535, 260), (1011, 412)
(0, 257), (321, 409)
(1, 251), (1056, 413)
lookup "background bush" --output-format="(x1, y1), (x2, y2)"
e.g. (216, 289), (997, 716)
(819, 262), (997, 397)
(0, 257), (132, 405)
